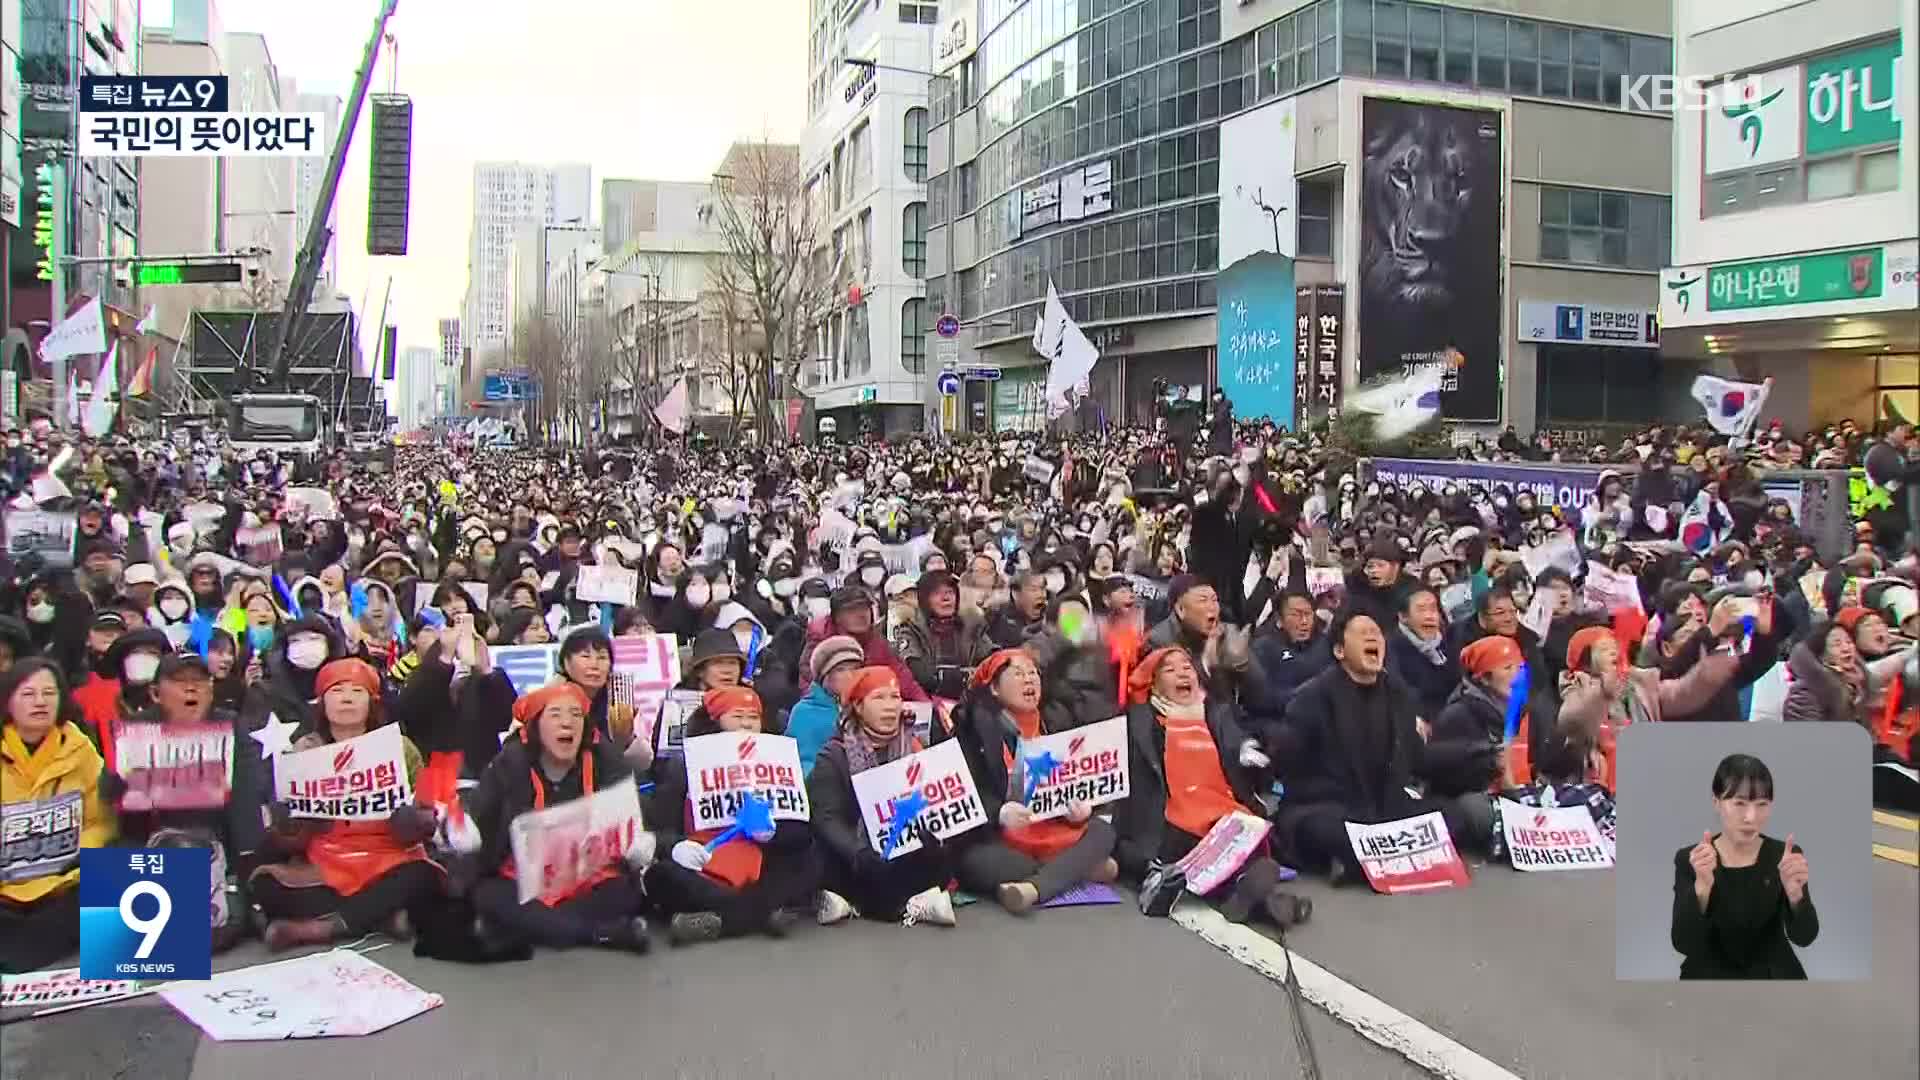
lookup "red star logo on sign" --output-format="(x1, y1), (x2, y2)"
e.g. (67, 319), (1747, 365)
(906, 761), (923, 787)
(333, 746), (356, 773)
(737, 737), (758, 760)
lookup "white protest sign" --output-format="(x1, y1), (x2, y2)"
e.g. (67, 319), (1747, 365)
(682, 731), (810, 832)
(113, 721), (234, 812)
(1305, 567), (1344, 597)
(492, 643), (560, 695)
(1521, 586), (1555, 640)
(2, 968), (139, 1011)
(904, 701), (935, 744)
(283, 486), (338, 521)
(1344, 811), (1471, 894)
(159, 948), (442, 1040)
(1582, 560), (1644, 613)
(273, 725), (412, 821)
(1498, 798), (1615, 871)
(507, 778), (644, 905)
(1173, 810), (1273, 895)
(1022, 454), (1057, 483)
(849, 739), (989, 859)
(2, 508), (78, 569)
(1521, 533), (1581, 580)
(576, 563), (639, 606)
(1009, 716), (1130, 823)
(610, 634), (680, 751)
(651, 689), (702, 760)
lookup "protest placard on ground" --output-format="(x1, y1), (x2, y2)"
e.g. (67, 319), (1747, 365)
(1173, 811), (1273, 895)
(1498, 799), (1615, 871)
(1, 791), (83, 883)
(159, 948), (442, 1040)
(113, 720), (233, 812)
(3, 508), (77, 569)
(1345, 811), (1471, 894)
(274, 725), (412, 821)
(849, 740), (988, 859)
(682, 731), (809, 831)
(507, 779), (644, 905)
(2, 968), (140, 1011)
(1009, 716), (1129, 823)
(576, 564), (639, 606)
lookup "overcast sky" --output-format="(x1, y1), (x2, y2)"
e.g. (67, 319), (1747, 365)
(149, 0), (807, 360)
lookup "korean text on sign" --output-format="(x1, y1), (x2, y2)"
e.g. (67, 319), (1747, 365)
(80, 113), (324, 158)
(682, 731), (810, 832)
(507, 780), (644, 906)
(0, 792), (84, 884)
(1344, 811), (1471, 894)
(114, 721), (234, 812)
(849, 740), (989, 859)
(273, 725), (412, 821)
(1011, 716), (1130, 823)
(78, 75), (228, 112)
(1498, 799), (1615, 872)
(1173, 811), (1272, 896)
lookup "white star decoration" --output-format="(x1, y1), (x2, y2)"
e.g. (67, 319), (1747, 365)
(251, 712), (299, 758)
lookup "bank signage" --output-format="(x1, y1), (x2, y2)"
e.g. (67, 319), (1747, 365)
(1517, 302), (1658, 349)
(1660, 240), (1920, 328)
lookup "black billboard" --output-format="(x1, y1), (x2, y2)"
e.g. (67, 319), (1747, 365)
(1358, 99), (1503, 422)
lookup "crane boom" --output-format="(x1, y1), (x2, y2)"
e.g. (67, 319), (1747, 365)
(261, 0), (400, 386)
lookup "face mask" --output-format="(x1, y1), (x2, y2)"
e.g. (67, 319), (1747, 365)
(773, 577), (800, 598)
(733, 627), (757, 656)
(1045, 570), (1067, 594)
(805, 597), (831, 620)
(711, 582), (732, 604)
(159, 597), (190, 621)
(288, 638), (329, 670)
(123, 653), (161, 685)
(860, 566), (885, 587)
(248, 625), (276, 653)
(27, 602), (55, 624)
(685, 583), (712, 608)
(492, 530), (509, 543)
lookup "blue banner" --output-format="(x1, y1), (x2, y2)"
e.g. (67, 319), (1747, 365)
(1217, 251), (1296, 428)
(1368, 457), (1618, 513)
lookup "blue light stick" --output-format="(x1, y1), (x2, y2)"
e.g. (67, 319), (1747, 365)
(348, 581), (369, 619)
(882, 789), (929, 858)
(704, 790), (775, 852)
(1739, 614), (1756, 655)
(1022, 749), (1062, 804)
(272, 573), (300, 618)
(1503, 662), (1530, 743)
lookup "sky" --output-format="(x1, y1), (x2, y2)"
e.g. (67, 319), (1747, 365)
(149, 0), (807, 360)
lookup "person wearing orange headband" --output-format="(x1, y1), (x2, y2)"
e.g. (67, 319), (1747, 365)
(250, 658), (442, 952)
(644, 684), (818, 945)
(460, 680), (656, 954)
(805, 666), (959, 928)
(1423, 636), (1526, 836)
(1556, 621), (1739, 790)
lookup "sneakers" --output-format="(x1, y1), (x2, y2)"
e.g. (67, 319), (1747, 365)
(902, 886), (957, 927)
(1138, 861), (1187, 918)
(668, 911), (724, 946)
(594, 916), (652, 954)
(816, 889), (856, 926)
(996, 881), (1039, 915)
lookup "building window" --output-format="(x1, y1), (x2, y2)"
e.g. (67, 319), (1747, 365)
(1539, 184), (1669, 270)
(900, 1), (937, 24)
(903, 107), (928, 182)
(901, 298), (928, 373)
(848, 120), (872, 200)
(903, 202), (928, 277)
(1536, 346), (1671, 424)
(1298, 178), (1334, 257)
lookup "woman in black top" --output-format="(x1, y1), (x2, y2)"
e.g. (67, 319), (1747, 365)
(1670, 754), (1818, 979)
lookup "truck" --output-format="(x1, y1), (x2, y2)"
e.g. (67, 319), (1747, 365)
(227, 392), (328, 460)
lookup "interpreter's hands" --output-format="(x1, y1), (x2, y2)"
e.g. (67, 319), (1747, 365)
(1066, 801), (1093, 824)
(624, 829), (659, 870)
(671, 839), (711, 872)
(1237, 739), (1271, 769)
(999, 802), (1036, 830)
(1690, 830), (1717, 903)
(1779, 834), (1809, 906)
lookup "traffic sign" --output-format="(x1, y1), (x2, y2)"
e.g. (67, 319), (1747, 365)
(135, 262), (243, 285)
(935, 371), (961, 396)
(962, 366), (1002, 382)
(934, 338), (959, 366)
(935, 313), (960, 338)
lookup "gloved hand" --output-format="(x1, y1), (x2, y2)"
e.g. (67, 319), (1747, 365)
(1238, 739), (1271, 769)
(438, 809), (482, 855)
(671, 839), (710, 872)
(624, 829), (659, 870)
(97, 769), (129, 805)
(388, 804), (438, 845)
(998, 802), (1035, 830)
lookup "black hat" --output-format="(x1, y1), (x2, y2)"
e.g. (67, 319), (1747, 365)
(91, 609), (128, 632)
(156, 651), (212, 681)
(689, 627), (745, 671)
(1367, 533), (1407, 565)
(916, 569), (959, 602)
(830, 583), (871, 614)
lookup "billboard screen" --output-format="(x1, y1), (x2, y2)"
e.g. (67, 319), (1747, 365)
(1216, 98), (1299, 427)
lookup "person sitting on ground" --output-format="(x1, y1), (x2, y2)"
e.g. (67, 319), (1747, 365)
(1550, 624), (1738, 788)
(892, 570), (989, 699)
(796, 585), (929, 700)
(1388, 584), (1460, 724)
(1146, 574), (1262, 706)
(788, 634), (866, 777)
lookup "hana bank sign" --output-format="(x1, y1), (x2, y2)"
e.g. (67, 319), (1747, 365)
(1620, 74), (1770, 113)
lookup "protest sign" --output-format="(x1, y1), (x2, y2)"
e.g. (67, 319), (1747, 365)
(274, 725), (412, 821)
(576, 563), (639, 606)
(507, 779), (644, 905)
(1009, 716), (1129, 823)
(1583, 560), (1644, 613)
(904, 702), (934, 744)
(112, 721), (234, 812)
(2, 508), (77, 569)
(492, 643), (560, 695)
(651, 689), (702, 759)
(282, 487), (338, 522)
(1023, 454), (1057, 483)
(0, 791), (83, 883)
(682, 731), (809, 831)
(159, 948), (442, 1040)
(1305, 567), (1344, 597)
(1173, 811), (1273, 895)
(849, 740), (988, 859)
(1498, 799), (1615, 871)
(1344, 811), (1471, 894)
(1, 968), (140, 1011)
(612, 634), (680, 751)
(1521, 586), (1555, 640)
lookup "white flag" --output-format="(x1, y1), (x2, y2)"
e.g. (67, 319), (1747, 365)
(654, 379), (689, 434)
(65, 370), (82, 428)
(1689, 375), (1770, 438)
(38, 297), (107, 365)
(83, 344), (120, 437)
(1345, 364), (1444, 441)
(135, 305), (158, 336)
(1032, 282), (1099, 413)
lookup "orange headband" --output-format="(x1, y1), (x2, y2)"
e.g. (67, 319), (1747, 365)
(1460, 635), (1522, 677)
(1127, 645), (1187, 704)
(513, 681), (593, 727)
(703, 686), (762, 720)
(971, 648), (1028, 689)
(314, 658), (379, 699)
(1565, 626), (1621, 674)
(844, 665), (899, 708)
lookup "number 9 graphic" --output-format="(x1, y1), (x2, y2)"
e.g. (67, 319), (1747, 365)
(120, 880), (172, 960)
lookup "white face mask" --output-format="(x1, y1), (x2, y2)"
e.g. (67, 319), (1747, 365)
(805, 597), (832, 620)
(159, 596), (190, 621)
(123, 653), (161, 685)
(287, 637), (329, 670)
(685, 583), (712, 608)
(733, 627), (756, 655)
(860, 566), (885, 587)
(27, 602), (56, 624)
(1045, 570), (1067, 594)
(711, 582), (732, 604)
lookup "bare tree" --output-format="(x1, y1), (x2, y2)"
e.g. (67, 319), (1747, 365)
(510, 303), (567, 444)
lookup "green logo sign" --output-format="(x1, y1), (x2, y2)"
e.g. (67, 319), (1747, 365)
(1806, 39), (1903, 156)
(1666, 272), (1702, 312)
(1706, 247), (1884, 312)
(1722, 84), (1786, 159)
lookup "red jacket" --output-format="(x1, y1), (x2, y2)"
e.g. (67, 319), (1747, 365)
(796, 615), (929, 702)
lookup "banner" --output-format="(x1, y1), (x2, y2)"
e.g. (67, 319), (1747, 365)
(1358, 99), (1503, 421)
(507, 779), (644, 905)
(682, 731), (809, 832)
(274, 725), (412, 821)
(0, 791), (83, 883)
(112, 720), (234, 812)
(1173, 810), (1273, 896)
(576, 564), (638, 606)
(1301, 284), (1346, 421)
(159, 949), (443, 1041)
(612, 634), (680, 751)
(1008, 716), (1129, 823)
(1369, 458), (1614, 514)
(1, 968), (139, 1011)
(3, 507), (78, 569)
(38, 297), (107, 364)
(849, 740), (989, 859)
(1498, 799), (1614, 871)
(1344, 810), (1471, 894)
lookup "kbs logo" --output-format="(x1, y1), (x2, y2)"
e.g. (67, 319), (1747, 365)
(1619, 74), (1766, 114)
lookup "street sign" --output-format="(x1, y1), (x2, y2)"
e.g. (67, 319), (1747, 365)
(934, 338), (959, 366)
(935, 371), (961, 396)
(962, 366), (1002, 382)
(135, 262), (243, 285)
(858, 386), (878, 403)
(935, 313), (960, 338)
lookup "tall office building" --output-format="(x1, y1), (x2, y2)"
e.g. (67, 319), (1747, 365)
(280, 77), (344, 290)
(436, 317), (462, 415)
(463, 162), (592, 348)
(395, 344), (438, 429)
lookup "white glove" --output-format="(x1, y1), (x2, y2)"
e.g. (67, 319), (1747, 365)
(998, 802), (1035, 830)
(671, 839), (710, 872)
(624, 830), (659, 870)
(1238, 740), (1271, 769)
(439, 809), (482, 855)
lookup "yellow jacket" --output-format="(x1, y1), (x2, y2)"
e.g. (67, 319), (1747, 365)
(1, 723), (116, 904)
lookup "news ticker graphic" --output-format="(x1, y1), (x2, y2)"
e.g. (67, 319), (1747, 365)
(79, 75), (229, 113)
(78, 848), (211, 981)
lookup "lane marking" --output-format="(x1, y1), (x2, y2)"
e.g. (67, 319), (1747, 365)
(1173, 905), (1522, 1080)
(1872, 843), (1919, 868)
(1872, 811), (1918, 833)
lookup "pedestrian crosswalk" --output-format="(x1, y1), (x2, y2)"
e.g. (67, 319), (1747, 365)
(1871, 810), (1918, 867)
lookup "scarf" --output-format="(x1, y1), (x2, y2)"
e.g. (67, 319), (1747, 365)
(1399, 622), (1448, 666)
(841, 723), (917, 776)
